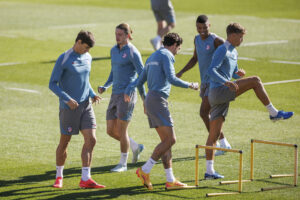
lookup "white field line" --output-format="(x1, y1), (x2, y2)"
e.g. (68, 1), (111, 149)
(0, 62), (25, 66)
(238, 57), (256, 61)
(48, 23), (98, 29)
(242, 40), (288, 47)
(5, 87), (40, 94)
(270, 60), (300, 65)
(263, 79), (300, 86)
(0, 33), (17, 38)
(180, 51), (257, 61)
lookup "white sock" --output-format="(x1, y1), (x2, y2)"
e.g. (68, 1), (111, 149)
(56, 166), (64, 178)
(81, 167), (91, 181)
(219, 138), (229, 147)
(266, 103), (278, 117)
(129, 137), (139, 152)
(142, 158), (157, 174)
(206, 160), (215, 175)
(119, 152), (128, 166)
(165, 168), (175, 183)
(154, 35), (161, 42)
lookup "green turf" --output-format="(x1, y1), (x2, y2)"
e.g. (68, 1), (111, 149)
(0, 0), (300, 199)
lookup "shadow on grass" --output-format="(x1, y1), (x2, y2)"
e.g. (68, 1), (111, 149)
(0, 155), (206, 187)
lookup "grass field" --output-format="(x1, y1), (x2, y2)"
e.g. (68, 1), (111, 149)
(0, 0), (300, 199)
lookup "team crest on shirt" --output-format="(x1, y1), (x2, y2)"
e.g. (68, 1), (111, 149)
(206, 45), (210, 50)
(67, 127), (72, 133)
(122, 53), (127, 58)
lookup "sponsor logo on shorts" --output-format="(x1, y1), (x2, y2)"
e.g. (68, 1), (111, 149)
(67, 127), (72, 133)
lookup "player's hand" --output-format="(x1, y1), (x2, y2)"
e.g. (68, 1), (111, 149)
(189, 82), (199, 90)
(67, 99), (79, 110)
(224, 81), (239, 92)
(236, 69), (246, 77)
(176, 71), (183, 78)
(92, 95), (102, 105)
(124, 94), (131, 102)
(98, 86), (106, 94)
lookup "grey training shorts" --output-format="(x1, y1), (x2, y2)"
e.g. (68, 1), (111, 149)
(145, 90), (173, 128)
(208, 85), (236, 121)
(200, 82), (210, 98)
(59, 100), (96, 135)
(151, 0), (176, 24)
(106, 92), (137, 121)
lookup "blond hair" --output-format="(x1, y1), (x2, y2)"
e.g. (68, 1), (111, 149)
(116, 23), (133, 40)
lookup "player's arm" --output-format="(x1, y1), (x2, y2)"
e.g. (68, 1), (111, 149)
(208, 46), (229, 84)
(98, 70), (113, 94)
(214, 36), (225, 49)
(128, 49), (147, 99)
(163, 55), (198, 90)
(49, 55), (79, 109)
(124, 67), (147, 102)
(176, 37), (198, 78)
(49, 55), (72, 102)
(233, 65), (246, 78)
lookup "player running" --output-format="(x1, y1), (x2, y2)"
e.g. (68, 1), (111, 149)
(205, 23), (294, 179)
(176, 15), (231, 154)
(125, 33), (199, 190)
(98, 23), (146, 172)
(150, 0), (176, 50)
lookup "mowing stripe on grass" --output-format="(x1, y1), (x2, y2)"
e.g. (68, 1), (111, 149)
(5, 87), (40, 94)
(263, 79), (300, 86)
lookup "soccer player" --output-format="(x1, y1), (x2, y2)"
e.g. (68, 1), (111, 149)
(125, 33), (199, 190)
(49, 30), (105, 188)
(205, 23), (294, 179)
(98, 23), (146, 172)
(150, 0), (176, 50)
(176, 15), (231, 153)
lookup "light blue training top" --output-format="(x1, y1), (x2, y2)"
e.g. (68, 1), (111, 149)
(49, 48), (96, 109)
(208, 41), (241, 88)
(195, 33), (218, 84)
(126, 47), (190, 99)
(101, 43), (146, 98)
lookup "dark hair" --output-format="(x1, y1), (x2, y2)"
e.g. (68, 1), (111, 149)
(196, 15), (208, 23)
(116, 23), (133, 40)
(75, 30), (95, 47)
(162, 33), (183, 47)
(226, 23), (246, 35)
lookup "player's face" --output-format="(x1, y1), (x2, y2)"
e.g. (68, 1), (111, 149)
(170, 44), (181, 55)
(196, 22), (210, 39)
(231, 33), (244, 47)
(75, 40), (91, 54)
(115, 28), (128, 46)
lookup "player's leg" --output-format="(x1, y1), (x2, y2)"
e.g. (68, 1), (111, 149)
(235, 76), (293, 120)
(155, 127), (187, 189)
(56, 134), (72, 166)
(158, 22), (175, 37)
(205, 117), (225, 179)
(106, 119), (120, 140)
(201, 87), (231, 153)
(53, 134), (72, 188)
(79, 128), (105, 188)
(110, 119), (130, 172)
(200, 96), (210, 131)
